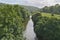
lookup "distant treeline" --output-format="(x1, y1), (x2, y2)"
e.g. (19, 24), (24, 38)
(40, 4), (60, 14)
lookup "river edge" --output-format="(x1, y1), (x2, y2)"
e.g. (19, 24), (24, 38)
(23, 16), (38, 40)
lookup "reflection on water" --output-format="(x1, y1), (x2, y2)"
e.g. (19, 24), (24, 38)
(23, 16), (37, 40)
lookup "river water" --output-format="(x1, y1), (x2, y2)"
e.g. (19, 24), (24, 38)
(23, 16), (37, 40)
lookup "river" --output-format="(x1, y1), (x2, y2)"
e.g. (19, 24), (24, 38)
(23, 16), (37, 40)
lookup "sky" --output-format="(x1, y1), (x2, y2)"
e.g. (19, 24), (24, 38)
(0, 0), (60, 8)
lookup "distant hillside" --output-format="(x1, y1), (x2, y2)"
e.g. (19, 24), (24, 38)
(22, 5), (40, 13)
(0, 3), (40, 13)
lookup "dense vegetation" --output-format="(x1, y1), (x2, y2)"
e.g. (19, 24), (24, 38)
(1, 3), (60, 40)
(22, 5), (40, 15)
(40, 4), (60, 14)
(32, 13), (60, 40)
(0, 3), (29, 40)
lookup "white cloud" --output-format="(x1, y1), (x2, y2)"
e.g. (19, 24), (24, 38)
(0, 0), (60, 8)
(23, 0), (56, 8)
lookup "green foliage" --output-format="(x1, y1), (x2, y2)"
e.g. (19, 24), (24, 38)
(22, 5), (40, 15)
(40, 4), (60, 14)
(0, 3), (29, 40)
(32, 12), (41, 26)
(32, 13), (60, 40)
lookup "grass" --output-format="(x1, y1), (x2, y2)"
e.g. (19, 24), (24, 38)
(41, 12), (60, 19)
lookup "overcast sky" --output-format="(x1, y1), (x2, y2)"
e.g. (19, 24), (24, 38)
(0, 0), (60, 8)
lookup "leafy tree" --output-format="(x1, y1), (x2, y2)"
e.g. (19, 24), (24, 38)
(32, 13), (60, 40)
(0, 3), (29, 40)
